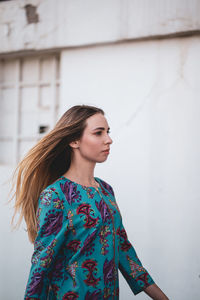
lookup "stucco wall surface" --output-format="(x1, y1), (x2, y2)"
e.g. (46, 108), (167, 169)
(0, 0), (200, 54)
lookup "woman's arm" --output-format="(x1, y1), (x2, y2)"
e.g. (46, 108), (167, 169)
(24, 188), (69, 300)
(144, 283), (169, 300)
(117, 217), (155, 295)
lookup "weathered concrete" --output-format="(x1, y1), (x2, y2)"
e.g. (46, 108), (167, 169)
(0, 0), (200, 54)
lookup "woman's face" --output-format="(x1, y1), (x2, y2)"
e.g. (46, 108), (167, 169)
(74, 113), (113, 163)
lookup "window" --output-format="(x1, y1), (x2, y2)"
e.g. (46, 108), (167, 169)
(0, 54), (60, 165)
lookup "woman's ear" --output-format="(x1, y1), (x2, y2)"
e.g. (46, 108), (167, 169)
(69, 140), (80, 149)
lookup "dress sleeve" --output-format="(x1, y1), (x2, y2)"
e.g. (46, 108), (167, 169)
(117, 217), (155, 295)
(24, 187), (69, 300)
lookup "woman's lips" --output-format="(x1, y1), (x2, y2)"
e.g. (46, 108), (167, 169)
(102, 150), (110, 154)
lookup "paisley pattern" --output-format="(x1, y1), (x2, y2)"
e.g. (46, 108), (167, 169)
(40, 210), (63, 237)
(24, 176), (155, 299)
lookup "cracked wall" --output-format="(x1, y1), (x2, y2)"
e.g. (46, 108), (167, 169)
(58, 37), (200, 300)
(0, 0), (200, 54)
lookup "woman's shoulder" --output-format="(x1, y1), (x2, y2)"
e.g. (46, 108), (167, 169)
(39, 177), (65, 199)
(37, 178), (69, 216)
(95, 177), (115, 197)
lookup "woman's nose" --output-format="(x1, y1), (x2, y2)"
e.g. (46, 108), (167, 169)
(106, 135), (113, 144)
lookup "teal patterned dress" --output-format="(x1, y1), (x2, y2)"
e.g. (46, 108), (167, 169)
(24, 176), (155, 299)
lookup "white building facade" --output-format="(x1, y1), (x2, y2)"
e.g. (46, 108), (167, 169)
(0, 1), (200, 299)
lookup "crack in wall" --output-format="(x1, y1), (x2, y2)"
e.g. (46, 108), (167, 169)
(4, 22), (11, 37)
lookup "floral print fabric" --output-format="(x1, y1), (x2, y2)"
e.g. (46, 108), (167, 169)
(24, 176), (155, 299)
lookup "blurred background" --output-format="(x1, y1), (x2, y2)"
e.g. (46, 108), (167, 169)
(0, 0), (200, 299)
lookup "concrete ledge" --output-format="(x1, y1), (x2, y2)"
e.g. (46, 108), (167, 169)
(0, 0), (200, 53)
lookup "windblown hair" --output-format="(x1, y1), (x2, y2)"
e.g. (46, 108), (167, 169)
(10, 104), (104, 243)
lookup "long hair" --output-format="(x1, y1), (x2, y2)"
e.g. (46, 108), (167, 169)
(10, 104), (104, 243)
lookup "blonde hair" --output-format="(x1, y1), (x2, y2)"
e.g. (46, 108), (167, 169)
(10, 105), (104, 243)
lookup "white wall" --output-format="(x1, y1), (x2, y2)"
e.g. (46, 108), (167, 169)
(59, 37), (200, 299)
(0, 0), (200, 53)
(1, 36), (200, 300)
(0, 167), (33, 300)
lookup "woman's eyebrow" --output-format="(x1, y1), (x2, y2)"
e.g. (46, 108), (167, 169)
(92, 127), (110, 131)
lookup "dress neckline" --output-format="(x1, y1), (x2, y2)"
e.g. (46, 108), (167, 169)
(60, 175), (101, 189)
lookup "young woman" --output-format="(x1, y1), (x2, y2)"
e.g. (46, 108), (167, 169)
(12, 105), (169, 299)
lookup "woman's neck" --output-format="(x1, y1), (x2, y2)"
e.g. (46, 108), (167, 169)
(63, 161), (97, 187)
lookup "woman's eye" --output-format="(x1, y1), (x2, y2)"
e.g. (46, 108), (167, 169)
(95, 131), (110, 135)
